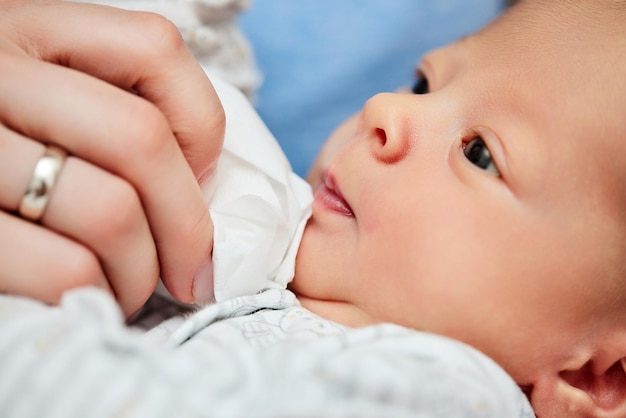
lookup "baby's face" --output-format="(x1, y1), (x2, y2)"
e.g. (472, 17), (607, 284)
(292, 1), (626, 385)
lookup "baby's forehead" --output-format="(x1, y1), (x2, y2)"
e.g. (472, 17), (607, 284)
(463, 2), (626, 185)
(468, 0), (626, 77)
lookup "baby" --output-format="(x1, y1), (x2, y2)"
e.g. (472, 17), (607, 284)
(166, 0), (626, 414)
(289, 0), (626, 416)
(2, 0), (625, 417)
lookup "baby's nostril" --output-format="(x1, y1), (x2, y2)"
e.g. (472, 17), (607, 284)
(376, 128), (387, 146)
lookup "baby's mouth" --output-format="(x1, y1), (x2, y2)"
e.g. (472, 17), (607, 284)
(315, 173), (354, 217)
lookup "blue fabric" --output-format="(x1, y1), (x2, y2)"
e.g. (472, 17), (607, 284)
(239, 1), (506, 176)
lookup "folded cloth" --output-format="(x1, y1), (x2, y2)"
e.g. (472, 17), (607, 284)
(202, 76), (313, 301)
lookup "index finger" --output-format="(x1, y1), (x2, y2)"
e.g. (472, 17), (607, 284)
(10, 0), (225, 180)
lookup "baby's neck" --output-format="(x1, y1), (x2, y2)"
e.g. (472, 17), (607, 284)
(293, 292), (380, 328)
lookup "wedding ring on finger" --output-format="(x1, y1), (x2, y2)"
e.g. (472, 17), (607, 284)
(18, 145), (67, 222)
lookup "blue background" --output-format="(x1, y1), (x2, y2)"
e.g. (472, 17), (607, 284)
(240, 1), (506, 176)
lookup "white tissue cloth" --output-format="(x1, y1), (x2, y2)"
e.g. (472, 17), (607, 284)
(202, 77), (313, 301)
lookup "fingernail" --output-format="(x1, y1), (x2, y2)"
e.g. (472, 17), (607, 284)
(192, 258), (215, 305)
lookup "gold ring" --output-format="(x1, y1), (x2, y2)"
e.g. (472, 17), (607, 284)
(18, 145), (67, 221)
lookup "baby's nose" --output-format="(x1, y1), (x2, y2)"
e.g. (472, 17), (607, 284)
(361, 92), (414, 164)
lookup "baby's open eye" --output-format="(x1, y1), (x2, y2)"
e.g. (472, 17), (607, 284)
(463, 137), (500, 176)
(411, 73), (429, 95)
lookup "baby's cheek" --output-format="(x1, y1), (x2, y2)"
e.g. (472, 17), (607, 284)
(307, 116), (359, 184)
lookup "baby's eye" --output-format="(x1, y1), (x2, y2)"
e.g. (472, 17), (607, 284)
(412, 73), (429, 95)
(463, 137), (500, 176)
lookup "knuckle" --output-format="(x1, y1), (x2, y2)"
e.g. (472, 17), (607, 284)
(86, 176), (143, 245)
(206, 106), (226, 149)
(183, 106), (225, 178)
(177, 105), (226, 179)
(130, 11), (187, 57)
(55, 246), (103, 289)
(120, 101), (172, 164)
(178, 203), (213, 250)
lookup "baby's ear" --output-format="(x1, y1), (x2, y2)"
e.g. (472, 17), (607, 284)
(560, 359), (626, 415)
(531, 353), (626, 417)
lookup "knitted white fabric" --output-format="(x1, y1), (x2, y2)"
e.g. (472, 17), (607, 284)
(0, 287), (537, 418)
(73, 0), (261, 96)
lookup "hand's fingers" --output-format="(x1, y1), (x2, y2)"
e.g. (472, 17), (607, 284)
(44, 157), (160, 315)
(0, 128), (160, 315)
(0, 211), (113, 306)
(0, 52), (214, 303)
(3, 0), (225, 179)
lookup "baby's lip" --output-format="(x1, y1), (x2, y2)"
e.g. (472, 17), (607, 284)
(317, 172), (354, 217)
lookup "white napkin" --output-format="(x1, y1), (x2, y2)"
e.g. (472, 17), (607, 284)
(201, 76), (313, 301)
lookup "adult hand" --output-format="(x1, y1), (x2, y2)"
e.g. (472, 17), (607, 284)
(0, 0), (223, 315)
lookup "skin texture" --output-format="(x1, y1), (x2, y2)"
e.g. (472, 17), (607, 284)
(291, 1), (626, 416)
(0, 1), (224, 314)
